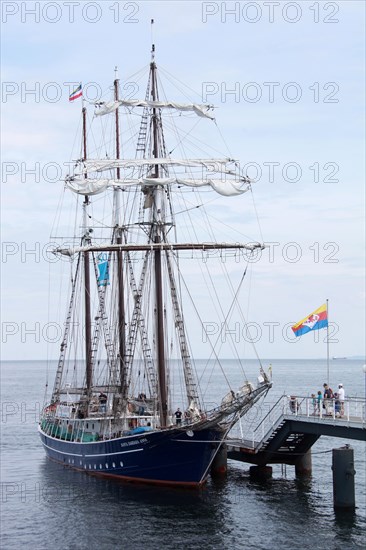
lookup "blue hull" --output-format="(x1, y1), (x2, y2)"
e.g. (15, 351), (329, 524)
(39, 426), (224, 486)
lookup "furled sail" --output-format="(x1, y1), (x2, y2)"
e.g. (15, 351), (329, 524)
(65, 176), (250, 197)
(66, 178), (110, 195)
(95, 99), (215, 119)
(80, 157), (236, 173)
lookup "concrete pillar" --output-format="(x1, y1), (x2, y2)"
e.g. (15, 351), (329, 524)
(332, 446), (356, 509)
(249, 465), (273, 480)
(295, 449), (312, 477)
(211, 444), (227, 477)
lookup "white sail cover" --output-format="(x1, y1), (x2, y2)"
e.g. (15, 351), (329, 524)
(95, 99), (215, 120)
(65, 176), (249, 197)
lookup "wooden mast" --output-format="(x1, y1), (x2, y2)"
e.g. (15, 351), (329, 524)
(151, 40), (168, 427)
(82, 106), (92, 393)
(114, 71), (121, 182)
(114, 72), (126, 395)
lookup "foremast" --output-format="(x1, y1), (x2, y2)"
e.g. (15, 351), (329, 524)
(147, 42), (204, 425)
(150, 44), (168, 427)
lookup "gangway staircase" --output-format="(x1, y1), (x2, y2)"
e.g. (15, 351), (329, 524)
(226, 395), (366, 467)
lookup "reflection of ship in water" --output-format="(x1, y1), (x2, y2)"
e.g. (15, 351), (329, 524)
(332, 357), (347, 360)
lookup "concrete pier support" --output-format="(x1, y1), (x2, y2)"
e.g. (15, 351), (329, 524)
(295, 449), (312, 477)
(249, 465), (273, 480)
(332, 446), (356, 509)
(211, 444), (227, 477)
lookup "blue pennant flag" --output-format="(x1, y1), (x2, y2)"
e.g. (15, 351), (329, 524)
(97, 253), (109, 287)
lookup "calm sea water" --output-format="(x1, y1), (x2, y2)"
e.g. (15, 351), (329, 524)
(1, 359), (365, 550)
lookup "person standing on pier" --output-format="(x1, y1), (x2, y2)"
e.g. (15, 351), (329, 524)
(316, 391), (322, 414)
(338, 384), (345, 415)
(323, 384), (333, 415)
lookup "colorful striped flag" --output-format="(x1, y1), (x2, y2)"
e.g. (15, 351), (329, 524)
(69, 84), (82, 102)
(292, 303), (328, 337)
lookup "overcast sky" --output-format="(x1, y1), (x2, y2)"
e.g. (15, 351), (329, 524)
(1, 1), (365, 361)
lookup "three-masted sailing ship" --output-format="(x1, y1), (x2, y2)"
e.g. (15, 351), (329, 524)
(39, 39), (272, 486)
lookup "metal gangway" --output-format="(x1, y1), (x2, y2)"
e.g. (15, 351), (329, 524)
(226, 395), (366, 467)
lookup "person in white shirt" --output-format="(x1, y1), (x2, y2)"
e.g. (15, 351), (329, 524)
(338, 384), (345, 415)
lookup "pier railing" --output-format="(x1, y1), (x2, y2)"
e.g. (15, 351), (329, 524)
(281, 395), (366, 423)
(230, 395), (366, 450)
(251, 395), (287, 449)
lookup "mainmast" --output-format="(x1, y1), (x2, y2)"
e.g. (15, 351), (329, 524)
(82, 106), (93, 393)
(114, 68), (121, 182)
(150, 36), (168, 427)
(114, 70), (127, 396)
